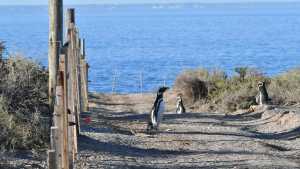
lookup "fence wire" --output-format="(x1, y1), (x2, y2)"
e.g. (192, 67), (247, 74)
(89, 69), (177, 94)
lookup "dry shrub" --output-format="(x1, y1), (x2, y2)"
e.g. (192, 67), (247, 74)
(220, 85), (257, 112)
(174, 68), (229, 103)
(0, 41), (4, 59)
(218, 69), (267, 112)
(269, 68), (300, 105)
(174, 69), (208, 103)
(0, 55), (49, 151)
(174, 67), (272, 112)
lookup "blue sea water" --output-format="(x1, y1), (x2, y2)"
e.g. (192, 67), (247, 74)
(0, 3), (300, 93)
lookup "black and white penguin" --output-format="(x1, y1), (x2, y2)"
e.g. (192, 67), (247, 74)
(256, 81), (270, 105)
(176, 94), (186, 114)
(147, 86), (169, 132)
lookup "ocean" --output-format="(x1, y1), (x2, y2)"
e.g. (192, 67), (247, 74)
(0, 3), (300, 93)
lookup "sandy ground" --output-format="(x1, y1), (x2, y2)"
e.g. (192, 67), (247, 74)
(76, 93), (300, 169)
(1, 92), (300, 169)
(0, 150), (47, 169)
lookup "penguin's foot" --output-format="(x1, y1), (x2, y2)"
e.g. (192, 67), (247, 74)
(146, 124), (153, 132)
(146, 125), (159, 135)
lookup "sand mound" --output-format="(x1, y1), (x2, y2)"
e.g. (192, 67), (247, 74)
(256, 107), (300, 133)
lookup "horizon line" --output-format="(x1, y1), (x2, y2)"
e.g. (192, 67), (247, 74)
(0, 1), (299, 6)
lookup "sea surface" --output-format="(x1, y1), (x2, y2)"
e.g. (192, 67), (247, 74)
(0, 3), (300, 93)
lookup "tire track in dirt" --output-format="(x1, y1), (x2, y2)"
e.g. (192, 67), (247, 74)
(76, 93), (300, 169)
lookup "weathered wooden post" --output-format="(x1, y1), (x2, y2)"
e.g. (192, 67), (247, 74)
(81, 59), (89, 112)
(76, 33), (83, 116)
(140, 71), (143, 94)
(112, 70), (117, 94)
(52, 68), (69, 169)
(65, 8), (79, 167)
(49, 0), (63, 115)
(81, 39), (86, 58)
(60, 54), (70, 169)
(66, 8), (82, 136)
(67, 8), (75, 29)
(48, 1), (65, 168)
(80, 38), (89, 112)
(48, 127), (59, 169)
(48, 3), (88, 168)
(47, 150), (56, 169)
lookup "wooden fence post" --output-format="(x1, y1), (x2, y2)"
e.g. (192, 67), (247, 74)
(140, 71), (143, 94)
(67, 9), (81, 135)
(48, 127), (59, 169)
(81, 39), (85, 58)
(65, 41), (78, 167)
(80, 38), (88, 111)
(81, 59), (89, 112)
(67, 8), (75, 28)
(76, 33), (83, 116)
(50, 55), (69, 169)
(47, 150), (56, 169)
(66, 29), (78, 162)
(48, 5), (89, 169)
(112, 70), (117, 94)
(59, 54), (70, 169)
(49, 0), (63, 114)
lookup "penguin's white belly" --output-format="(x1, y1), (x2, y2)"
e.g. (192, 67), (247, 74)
(151, 109), (156, 126)
(157, 101), (165, 122)
(175, 101), (181, 114)
(152, 100), (164, 127)
(259, 93), (263, 105)
(177, 107), (182, 114)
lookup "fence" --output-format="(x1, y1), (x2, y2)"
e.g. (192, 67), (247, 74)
(89, 70), (174, 94)
(47, 8), (89, 169)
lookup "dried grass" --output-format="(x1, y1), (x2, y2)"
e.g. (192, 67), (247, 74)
(174, 67), (299, 113)
(174, 73), (208, 103)
(0, 55), (49, 151)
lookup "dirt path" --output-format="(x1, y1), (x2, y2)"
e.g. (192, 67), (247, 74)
(76, 93), (300, 169)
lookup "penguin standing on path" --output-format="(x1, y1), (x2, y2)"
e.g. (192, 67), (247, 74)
(147, 86), (169, 132)
(176, 94), (186, 114)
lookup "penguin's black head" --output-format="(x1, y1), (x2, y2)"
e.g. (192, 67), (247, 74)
(157, 86), (169, 95)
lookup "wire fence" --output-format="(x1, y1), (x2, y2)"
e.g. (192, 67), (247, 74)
(89, 69), (177, 94)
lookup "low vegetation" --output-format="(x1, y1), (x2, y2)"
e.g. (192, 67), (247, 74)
(0, 45), (49, 151)
(0, 41), (4, 59)
(174, 67), (300, 112)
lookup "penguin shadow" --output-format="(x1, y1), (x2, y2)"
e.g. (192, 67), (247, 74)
(159, 112), (265, 130)
(165, 111), (264, 121)
(162, 112), (224, 122)
(101, 111), (223, 123)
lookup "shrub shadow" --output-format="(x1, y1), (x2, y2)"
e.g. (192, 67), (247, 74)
(78, 135), (198, 157)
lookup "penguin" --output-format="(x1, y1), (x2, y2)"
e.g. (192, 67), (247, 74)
(147, 86), (169, 132)
(256, 81), (270, 105)
(176, 94), (186, 114)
